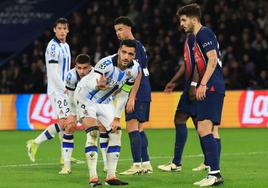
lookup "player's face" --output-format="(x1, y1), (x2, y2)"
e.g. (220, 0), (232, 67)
(75, 63), (91, 78)
(179, 15), (194, 33)
(114, 24), (130, 40)
(118, 45), (136, 69)
(54, 23), (69, 42)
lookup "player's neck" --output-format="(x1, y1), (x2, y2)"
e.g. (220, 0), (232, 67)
(117, 61), (127, 71)
(193, 23), (202, 36)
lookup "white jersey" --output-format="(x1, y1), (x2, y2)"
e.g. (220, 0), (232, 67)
(77, 54), (141, 104)
(65, 68), (81, 91)
(45, 38), (71, 95)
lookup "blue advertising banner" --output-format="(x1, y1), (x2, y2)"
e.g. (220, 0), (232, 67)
(0, 0), (88, 65)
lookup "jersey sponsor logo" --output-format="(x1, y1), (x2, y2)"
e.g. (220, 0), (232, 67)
(202, 41), (213, 48)
(239, 91), (268, 127)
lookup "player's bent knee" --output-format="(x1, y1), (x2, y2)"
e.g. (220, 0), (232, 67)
(86, 126), (99, 144)
(65, 122), (76, 134)
(108, 130), (122, 146)
(174, 113), (188, 124)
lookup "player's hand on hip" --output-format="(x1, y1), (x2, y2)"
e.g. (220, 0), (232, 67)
(164, 82), (175, 93)
(126, 97), (135, 113)
(196, 85), (206, 100)
(111, 118), (121, 133)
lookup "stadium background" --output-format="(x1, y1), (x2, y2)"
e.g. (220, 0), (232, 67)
(0, 0), (267, 130)
(0, 1), (268, 188)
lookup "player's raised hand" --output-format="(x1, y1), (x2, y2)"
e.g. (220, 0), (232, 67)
(164, 82), (176, 93)
(96, 74), (108, 90)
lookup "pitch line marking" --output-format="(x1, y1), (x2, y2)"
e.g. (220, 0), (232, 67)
(0, 151), (267, 168)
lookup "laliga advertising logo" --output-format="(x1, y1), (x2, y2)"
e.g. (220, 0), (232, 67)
(29, 94), (57, 128)
(239, 91), (268, 127)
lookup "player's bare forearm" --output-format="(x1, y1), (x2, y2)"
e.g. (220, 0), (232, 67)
(200, 50), (217, 85)
(129, 71), (142, 100)
(192, 66), (199, 83)
(169, 63), (185, 84)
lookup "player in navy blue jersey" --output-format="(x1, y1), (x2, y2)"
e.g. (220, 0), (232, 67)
(177, 3), (224, 186)
(114, 16), (153, 175)
(158, 33), (199, 172)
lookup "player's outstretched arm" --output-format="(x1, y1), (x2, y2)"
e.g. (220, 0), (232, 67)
(164, 63), (185, 92)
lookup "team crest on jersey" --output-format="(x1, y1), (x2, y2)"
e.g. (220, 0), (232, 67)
(50, 51), (56, 57)
(99, 63), (106, 69)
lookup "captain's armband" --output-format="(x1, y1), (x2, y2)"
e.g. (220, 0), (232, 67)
(121, 83), (133, 93)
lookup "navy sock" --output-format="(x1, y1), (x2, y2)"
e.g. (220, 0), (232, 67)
(215, 138), (221, 164)
(172, 123), (187, 166)
(199, 136), (208, 165)
(201, 134), (219, 172)
(128, 131), (142, 163)
(140, 131), (149, 162)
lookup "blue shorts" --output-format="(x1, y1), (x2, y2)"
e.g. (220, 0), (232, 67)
(125, 101), (150, 123)
(197, 92), (224, 125)
(176, 92), (197, 118)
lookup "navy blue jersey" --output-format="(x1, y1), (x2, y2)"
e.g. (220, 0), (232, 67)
(194, 27), (225, 94)
(135, 40), (151, 102)
(183, 34), (196, 92)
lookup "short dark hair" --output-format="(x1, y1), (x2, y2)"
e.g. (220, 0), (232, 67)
(53, 17), (69, 28)
(114, 16), (133, 28)
(176, 3), (201, 21)
(75, 54), (91, 64)
(120, 39), (136, 49)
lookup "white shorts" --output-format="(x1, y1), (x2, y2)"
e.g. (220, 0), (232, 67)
(76, 98), (114, 131)
(48, 93), (70, 119)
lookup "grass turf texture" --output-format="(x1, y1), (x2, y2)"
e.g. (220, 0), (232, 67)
(0, 129), (268, 188)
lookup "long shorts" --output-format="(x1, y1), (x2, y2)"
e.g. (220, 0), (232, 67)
(196, 91), (224, 125)
(125, 101), (150, 123)
(48, 92), (70, 119)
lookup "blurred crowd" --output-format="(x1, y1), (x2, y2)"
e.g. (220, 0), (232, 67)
(1, 0), (268, 93)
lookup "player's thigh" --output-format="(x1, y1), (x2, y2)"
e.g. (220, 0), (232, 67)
(97, 103), (115, 131)
(76, 99), (98, 128)
(126, 119), (139, 132)
(196, 92), (224, 125)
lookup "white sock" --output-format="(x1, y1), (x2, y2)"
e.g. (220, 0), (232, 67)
(99, 132), (108, 167)
(85, 129), (99, 179)
(107, 151), (120, 178)
(62, 134), (74, 169)
(34, 123), (61, 145)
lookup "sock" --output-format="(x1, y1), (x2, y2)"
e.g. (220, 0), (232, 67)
(85, 130), (98, 179)
(99, 132), (109, 168)
(215, 138), (221, 165)
(140, 131), (150, 162)
(62, 133), (74, 169)
(172, 123), (187, 166)
(199, 136), (208, 165)
(107, 146), (120, 178)
(34, 123), (61, 145)
(128, 131), (142, 163)
(201, 134), (219, 173)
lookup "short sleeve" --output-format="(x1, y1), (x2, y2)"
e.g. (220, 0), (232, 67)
(46, 43), (60, 63)
(65, 71), (77, 91)
(197, 29), (217, 53)
(94, 58), (113, 76)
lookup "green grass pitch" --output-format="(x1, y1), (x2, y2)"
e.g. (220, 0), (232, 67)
(0, 129), (268, 188)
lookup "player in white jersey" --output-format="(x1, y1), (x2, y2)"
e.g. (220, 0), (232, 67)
(74, 40), (141, 187)
(59, 54), (93, 174)
(27, 18), (81, 166)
